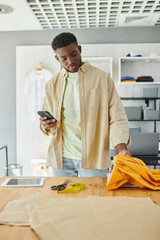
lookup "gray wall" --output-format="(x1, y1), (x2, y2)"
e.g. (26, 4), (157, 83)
(0, 26), (160, 165)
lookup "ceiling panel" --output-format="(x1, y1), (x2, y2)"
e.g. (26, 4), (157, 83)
(25, 0), (160, 29)
(0, 0), (160, 31)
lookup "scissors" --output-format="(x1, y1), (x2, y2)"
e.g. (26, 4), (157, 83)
(51, 179), (70, 191)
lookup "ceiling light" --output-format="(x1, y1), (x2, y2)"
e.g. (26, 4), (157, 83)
(0, 4), (14, 14)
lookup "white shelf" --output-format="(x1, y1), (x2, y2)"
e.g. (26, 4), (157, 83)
(118, 57), (160, 85)
(120, 82), (160, 85)
(120, 57), (160, 62)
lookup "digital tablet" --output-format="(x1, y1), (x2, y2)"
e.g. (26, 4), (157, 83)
(1, 178), (45, 187)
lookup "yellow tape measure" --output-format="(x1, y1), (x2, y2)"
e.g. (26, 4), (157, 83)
(58, 183), (85, 193)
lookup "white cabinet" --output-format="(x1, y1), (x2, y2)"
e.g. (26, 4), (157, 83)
(118, 57), (160, 85)
(82, 57), (112, 78)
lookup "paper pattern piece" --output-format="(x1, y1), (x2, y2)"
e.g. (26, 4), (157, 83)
(0, 196), (160, 240)
(107, 155), (160, 190)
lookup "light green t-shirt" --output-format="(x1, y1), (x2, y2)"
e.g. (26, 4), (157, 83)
(61, 72), (81, 160)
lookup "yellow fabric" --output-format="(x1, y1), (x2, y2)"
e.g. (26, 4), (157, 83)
(41, 61), (130, 169)
(62, 72), (81, 160)
(107, 155), (160, 190)
(121, 80), (136, 83)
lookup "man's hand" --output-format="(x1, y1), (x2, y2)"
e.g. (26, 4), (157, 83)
(40, 117), (58, 131)
(115, 143), (132, 157)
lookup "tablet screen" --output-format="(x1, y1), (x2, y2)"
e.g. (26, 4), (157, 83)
(1, 178), (45, 187)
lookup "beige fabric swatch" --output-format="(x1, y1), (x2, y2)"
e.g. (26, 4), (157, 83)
(0, 198), (60, 226)
(0, 197), (160, 240)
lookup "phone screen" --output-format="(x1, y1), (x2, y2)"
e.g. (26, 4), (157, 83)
(37, 111), (57, 121)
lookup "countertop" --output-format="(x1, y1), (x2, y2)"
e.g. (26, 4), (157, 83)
(0, 176), (160, 240)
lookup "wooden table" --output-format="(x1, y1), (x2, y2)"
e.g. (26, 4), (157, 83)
(0, 176), (160, 240)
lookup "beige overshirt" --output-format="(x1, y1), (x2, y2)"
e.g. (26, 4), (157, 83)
(41, 61), (130, 169)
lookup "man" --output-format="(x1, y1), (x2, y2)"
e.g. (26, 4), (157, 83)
(40, 32), (132, 177)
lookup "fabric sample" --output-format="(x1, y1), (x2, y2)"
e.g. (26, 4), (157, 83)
(107, 155), (160, 190)
(0, 197), (160, 240)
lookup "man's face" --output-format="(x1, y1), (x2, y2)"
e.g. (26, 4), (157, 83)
(55, 43), (82, 72)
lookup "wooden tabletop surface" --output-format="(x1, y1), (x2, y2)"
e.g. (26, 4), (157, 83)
(0, 176), (160, 240)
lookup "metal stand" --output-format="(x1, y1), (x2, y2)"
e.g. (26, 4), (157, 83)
(0, 145), (8, 176)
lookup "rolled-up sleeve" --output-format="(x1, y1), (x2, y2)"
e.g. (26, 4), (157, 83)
(108, 75), (131, 148)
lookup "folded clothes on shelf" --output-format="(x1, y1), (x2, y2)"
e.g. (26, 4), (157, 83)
(121, 76), (136, 82)
(121, 79), (136, 83)
(136, 76), (154, 82)
(126, 53), (142, 57)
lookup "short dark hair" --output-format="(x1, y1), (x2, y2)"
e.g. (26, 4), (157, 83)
(51, 32), (78, 51)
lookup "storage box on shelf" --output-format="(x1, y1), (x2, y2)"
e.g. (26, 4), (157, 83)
(124, 106), (142, 120)
(119, 57), (160, 85)
(143, 109), (160, 120)
(121, 97), (160, 132)
(141, 88), (158, 98)
(129, 127), (141, 134)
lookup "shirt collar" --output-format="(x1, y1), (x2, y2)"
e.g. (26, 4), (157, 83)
(61, 61), (90, 77)
(79, 61), (90, 73)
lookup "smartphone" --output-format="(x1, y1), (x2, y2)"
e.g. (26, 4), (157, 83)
(37, 111), (57, 122)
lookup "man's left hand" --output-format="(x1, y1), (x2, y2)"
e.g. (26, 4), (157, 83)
(115, 143), (132, 157)
(118, 149), (132, 157)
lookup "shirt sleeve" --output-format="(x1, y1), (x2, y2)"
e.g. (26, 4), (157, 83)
(40, 79), (59, 136)
(108, 75), (131, 148)
(40, 122), (59, 136)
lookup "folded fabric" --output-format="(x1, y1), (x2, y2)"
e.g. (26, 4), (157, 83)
(121, 80), (136, 83)
(126, 53), (142, 57)
(121, 76), (135, 81)
(136, 78), (154, 82)
(137, 76), (152, 79)
(107, 155), (160, 190)
(136, 76), (154, 82)
(0, 197), (160, 240)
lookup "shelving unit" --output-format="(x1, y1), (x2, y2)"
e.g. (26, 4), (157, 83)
(121, 97), (160, 132)
(119, 57), (160, 85)
(121, 97), (160, 107)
